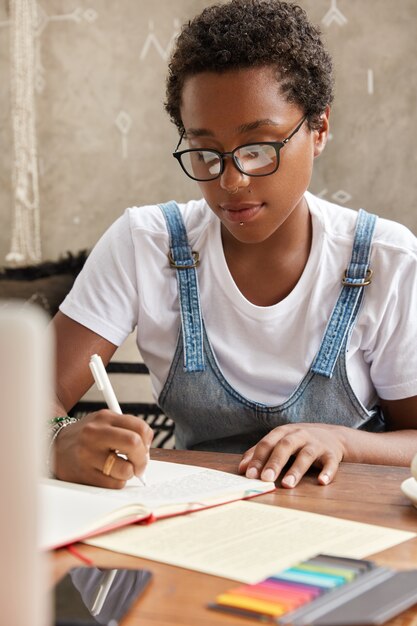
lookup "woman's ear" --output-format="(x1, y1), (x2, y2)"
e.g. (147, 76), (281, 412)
(314, 106), (330, 158)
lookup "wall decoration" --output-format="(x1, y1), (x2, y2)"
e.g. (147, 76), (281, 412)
(331, 190), (352, 204)
(6, 0), (41, 265)
(367, 69), (374, 95)
(322, 0), (347, 28)
(139, 18), (180, 62)
(3, 0), (97, 265)
(317, 189), (352, 204)
(115, 110), (132, 160)
(33, 4), (97, 94)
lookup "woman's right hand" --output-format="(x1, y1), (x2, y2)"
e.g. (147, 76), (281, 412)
(52, 409), (154, 488)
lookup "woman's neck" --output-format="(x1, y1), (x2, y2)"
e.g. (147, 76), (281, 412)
(221, 200), (312, 306)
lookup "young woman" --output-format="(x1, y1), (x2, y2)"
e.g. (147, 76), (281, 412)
(51, 0), (417, 489)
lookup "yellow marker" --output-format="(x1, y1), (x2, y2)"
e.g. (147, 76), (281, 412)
(216, 592), (286, 617)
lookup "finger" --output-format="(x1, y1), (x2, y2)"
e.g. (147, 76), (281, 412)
(90, 451), (138, 488)
(280, 445), (318, 488)
(248, 429), (301, 481)
(91, 468), (128, 490)
(245, 433), (289, 480)
(127, 415), (154, 450)
(281, 449), (342, 488)
(68, 461), (128, 490)
(101, 452), (136, 481)
(86, 412), (153, 479)
(102, 411), (154, 448)
(117, 415), (153, 467)
(121, 416), (153, 477)
(317, 456), (341, 486)
(100, 425), (150, 479)
(238, 446), (256, 474)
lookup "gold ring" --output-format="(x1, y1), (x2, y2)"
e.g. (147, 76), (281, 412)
(102, 451), (117, 477)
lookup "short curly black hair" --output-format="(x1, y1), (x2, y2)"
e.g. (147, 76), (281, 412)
(165, 0), (334, 133)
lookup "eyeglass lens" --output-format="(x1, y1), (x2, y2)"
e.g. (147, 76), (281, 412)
(180, 144), (278, 181)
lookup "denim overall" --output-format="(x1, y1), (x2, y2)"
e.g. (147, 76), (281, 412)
(157, 201), (384, 452)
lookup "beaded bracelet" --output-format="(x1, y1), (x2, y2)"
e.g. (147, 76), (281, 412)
(48, 415), (75, 433)
(47, 416), (78, 476)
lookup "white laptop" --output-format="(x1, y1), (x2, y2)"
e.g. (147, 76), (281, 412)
(0, 301), (52, 626)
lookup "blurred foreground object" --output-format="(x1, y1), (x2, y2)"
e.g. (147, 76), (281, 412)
(0, 302), (52, 625)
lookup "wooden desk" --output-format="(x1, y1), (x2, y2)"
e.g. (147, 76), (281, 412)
(52, 449), (417, 626)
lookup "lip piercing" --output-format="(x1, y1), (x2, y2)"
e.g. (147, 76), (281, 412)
(239, 222), (244, 226)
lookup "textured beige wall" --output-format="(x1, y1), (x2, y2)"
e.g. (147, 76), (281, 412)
(1, 0), (416, 264)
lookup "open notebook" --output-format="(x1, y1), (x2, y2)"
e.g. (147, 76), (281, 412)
(41, 460), (276, 550)
(0, 302), (52, 626)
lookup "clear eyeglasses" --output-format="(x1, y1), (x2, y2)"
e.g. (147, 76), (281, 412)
(172, 115), (307, 182)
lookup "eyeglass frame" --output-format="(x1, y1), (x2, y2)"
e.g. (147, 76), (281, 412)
(172, 114), (308, 182)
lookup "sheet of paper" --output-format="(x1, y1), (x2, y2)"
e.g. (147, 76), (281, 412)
(85, 501), (416, 583)
(40, 461), (274, 550)
(39, 483), (135, 550)
(43, 460), (272, 508)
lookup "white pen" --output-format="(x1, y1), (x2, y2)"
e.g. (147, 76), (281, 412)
(90, 568), (118, 616)
(89, 353), (148, 486)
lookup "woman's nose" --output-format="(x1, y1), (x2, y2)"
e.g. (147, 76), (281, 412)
(219, 157), (250, 193)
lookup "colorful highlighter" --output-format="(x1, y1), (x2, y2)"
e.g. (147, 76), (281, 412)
(216, 592), (287, 617)
(209, 553), (369, 622)
(295, 563), (356, 581)
(277, 567), (346, 588)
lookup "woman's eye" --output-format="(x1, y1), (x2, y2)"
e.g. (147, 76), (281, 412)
(240, 145), (264, 159)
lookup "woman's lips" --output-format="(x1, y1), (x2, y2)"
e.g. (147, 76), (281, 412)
(219, 202), (265, 223)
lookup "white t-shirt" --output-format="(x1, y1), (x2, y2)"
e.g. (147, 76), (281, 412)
(60, 192), (417, 408)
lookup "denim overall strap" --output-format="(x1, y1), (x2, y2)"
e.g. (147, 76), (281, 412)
(311, 209), (377, 378)
(158, 201), (205, 372)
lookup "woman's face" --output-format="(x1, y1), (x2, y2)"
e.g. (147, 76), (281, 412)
(179, 66), (328, 245)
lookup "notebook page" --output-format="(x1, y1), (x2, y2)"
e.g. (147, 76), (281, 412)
(85, 501), (416, 583)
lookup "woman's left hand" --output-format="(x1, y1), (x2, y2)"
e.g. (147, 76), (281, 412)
(238, 423), (348, 487)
